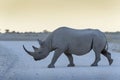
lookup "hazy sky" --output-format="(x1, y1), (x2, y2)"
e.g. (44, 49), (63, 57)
(0, 0), (120, 32)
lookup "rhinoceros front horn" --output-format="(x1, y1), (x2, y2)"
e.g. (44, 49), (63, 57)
(23, 45), (34, 56)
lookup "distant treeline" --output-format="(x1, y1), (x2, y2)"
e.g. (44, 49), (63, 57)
(0, 29), (120, 34)
(0, 29), (120, 41)
(0, 29), (50, 34)
(105, 32), (120, 34)
(0, 32), (50, 41)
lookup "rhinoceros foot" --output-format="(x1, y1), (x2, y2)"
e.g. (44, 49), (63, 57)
(67, 64), (75, 67)
(91, 63), (98, 67)
(109, 59), (113, 65)
(48, 64), (55, 68)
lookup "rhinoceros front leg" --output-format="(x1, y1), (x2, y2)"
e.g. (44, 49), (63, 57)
(64, 53), (75, 67)
(48, 49), (63, 68)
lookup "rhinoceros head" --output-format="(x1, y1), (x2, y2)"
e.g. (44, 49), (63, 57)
(23, 39), (49, 61)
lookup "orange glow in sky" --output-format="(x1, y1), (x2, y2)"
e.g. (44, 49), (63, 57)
(0, 0), (120, 32)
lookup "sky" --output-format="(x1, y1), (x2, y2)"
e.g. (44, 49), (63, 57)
(0, 0), (120, 32)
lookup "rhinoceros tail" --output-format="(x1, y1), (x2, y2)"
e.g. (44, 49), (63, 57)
(90, 39), (94, 50)
(105, 41), (108, 51)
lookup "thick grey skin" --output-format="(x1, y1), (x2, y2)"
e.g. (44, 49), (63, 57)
(23, 27), (113, 68)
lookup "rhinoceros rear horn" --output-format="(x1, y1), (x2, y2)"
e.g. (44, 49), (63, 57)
(32, 46), (39, 51)
(23, 45), (34, 56)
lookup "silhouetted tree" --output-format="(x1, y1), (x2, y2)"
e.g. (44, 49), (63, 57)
(43, 30), (49, 33)
(5, 29), (10, 33)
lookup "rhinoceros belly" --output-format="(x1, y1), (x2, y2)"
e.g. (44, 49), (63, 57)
(68, 43), (92, 56)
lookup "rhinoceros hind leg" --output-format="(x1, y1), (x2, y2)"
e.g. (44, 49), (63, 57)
(91, 52), (101, 67)
(101, 49), (113, 65)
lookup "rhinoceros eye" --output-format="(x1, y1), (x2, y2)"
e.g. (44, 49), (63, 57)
(38, 51), (42, 54)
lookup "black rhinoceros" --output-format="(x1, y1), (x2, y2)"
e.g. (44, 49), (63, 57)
(23, 27), (113, 68)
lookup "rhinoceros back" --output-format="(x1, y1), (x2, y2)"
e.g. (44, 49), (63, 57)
(47, 27), (107, 55)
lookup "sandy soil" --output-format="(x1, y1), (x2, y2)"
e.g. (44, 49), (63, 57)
(0, 41), (120, 80)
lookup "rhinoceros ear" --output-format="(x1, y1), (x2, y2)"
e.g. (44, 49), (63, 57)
(37, 39), (45, 46)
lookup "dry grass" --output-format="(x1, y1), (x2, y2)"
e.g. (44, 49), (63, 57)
(105, 33), (120, 52)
